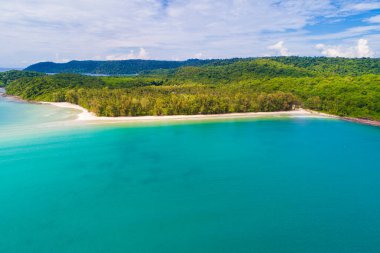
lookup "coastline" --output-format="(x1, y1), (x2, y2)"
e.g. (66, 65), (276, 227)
(43, 101), (380, 127)
(305, 109), (380, 127)
(41, 101), (330, 123)
(3, 89), (379, 127)
(341, 117), (380, 127)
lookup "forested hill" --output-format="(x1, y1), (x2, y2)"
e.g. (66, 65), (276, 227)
(24, 59), (217, 75)
(24, 57), (380, 76)
(0, 70), (45, 87)
(269, 57), (380, 76)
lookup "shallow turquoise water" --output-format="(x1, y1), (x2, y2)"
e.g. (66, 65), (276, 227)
(1, 95), (380, 252)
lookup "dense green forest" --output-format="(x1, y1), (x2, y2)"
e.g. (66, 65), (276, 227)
(269, 57), (380, 76)
(25, 56), (380, 76)
(0, 70), (45, 87)
(25, 59), (217, 75)
(6, 73), (298, 116)
(6, 57), (380, 119)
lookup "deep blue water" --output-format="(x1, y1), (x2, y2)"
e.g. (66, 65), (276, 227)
(1, 95), (380, 252)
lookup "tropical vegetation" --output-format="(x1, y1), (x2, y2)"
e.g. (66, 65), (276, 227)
(4, 57), (380, 120)
(0, 70), (45, 87)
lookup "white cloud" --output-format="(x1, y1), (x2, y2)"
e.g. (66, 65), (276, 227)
(268, 41), (291, 56)
(307, 25), (380, 41)
(316, 39), (374, 58)
(365, 15), (380, 23)
(106, 48), (149, 61)
(132, 48), (149, 59)
(54, 53), (70, 63)
(346, 2), (380, 11)
(193, 52), (203, 59)
(356, 39), (374, 57)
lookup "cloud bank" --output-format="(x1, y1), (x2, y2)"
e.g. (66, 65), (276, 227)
(106, 48), (150, 61)
(316, 39), (374, 58)
(366, 15), (380, 23)
(268, 41), (291, 56)
(0, 0), (380, 66)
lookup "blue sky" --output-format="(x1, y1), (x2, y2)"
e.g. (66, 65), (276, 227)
(1, 0), (380, 67)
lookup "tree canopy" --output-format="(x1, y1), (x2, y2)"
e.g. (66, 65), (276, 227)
(0, 70), (45, 87)
(6, 57), (380, 120)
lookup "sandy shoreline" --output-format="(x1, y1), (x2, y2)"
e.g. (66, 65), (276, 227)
(304, 109), (380, 127)
(3, 89), (377, 126)
(5, 92), (379, 126)
(43, 101), (380, 127)
(41, 101), (331, 123)
(39, 102), (97, 121)
(340, 117), (380, 127)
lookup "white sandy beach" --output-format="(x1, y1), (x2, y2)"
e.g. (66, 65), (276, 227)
(41, 101), (333, 123)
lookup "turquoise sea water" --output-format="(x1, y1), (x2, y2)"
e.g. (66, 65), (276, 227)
(1, 94), (380, 253)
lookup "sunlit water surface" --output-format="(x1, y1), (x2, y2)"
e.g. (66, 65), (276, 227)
(1, 93), (380, 253)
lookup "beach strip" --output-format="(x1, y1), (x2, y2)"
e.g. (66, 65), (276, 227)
(42, 102), (327, 123)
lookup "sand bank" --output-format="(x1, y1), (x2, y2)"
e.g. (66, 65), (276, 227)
(42, 102), (331, 124)
(45, 102), (380, 127)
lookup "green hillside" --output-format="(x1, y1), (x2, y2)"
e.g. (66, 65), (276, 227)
(0, 70), (45, 87)
(24, 59), (216, 75)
